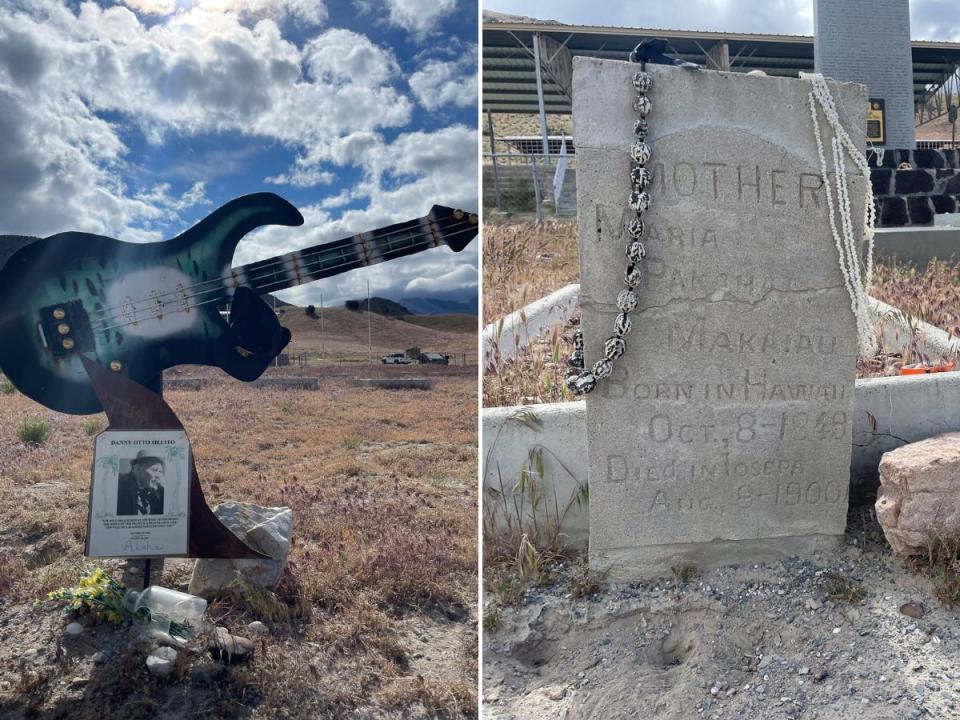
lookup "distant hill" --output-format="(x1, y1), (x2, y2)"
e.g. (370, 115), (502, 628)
(399, 296), (478, 316)
(275, 305), (476, 356)
(343, 297), (411, 316)
(401, 314), (477, 333)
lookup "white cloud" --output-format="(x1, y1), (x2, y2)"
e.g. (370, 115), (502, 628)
(265, 167), (336, 187)
(122, 0), (329, 26)
(304, 28), (398, 86)
(404, 264), (478, 295)
(0, 1), (477, 307)
(408, 51), (477, 111)
(382, 0), (458, 36)
(0, 1), (411, 236)
(235, 124), (478, 306)
(121, 0), (176, 15)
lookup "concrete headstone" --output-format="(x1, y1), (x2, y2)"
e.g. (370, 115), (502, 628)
(574, 59), (866, 577)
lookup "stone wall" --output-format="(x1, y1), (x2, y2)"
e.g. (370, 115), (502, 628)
(870, 148), (960, 226)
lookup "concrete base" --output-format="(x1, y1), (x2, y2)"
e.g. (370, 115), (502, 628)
(354, 377), (431, 390)
(482, 284), (579, 367)
(248, 377), (319, 390)
(868, 226), (960, 266)
(594, 534), (843, 580)
(934, 213), (960, 228)
(484, 372), (960, 555)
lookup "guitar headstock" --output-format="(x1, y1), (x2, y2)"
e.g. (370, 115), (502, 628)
(427, 206), (478, 253)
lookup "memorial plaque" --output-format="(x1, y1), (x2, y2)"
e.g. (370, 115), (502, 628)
(574, 59), (866, 577)
(87, 430), (191, 558)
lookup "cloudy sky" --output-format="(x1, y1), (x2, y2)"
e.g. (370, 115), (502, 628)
(485, 0), (960, 42)
(0, 0), (478, 308)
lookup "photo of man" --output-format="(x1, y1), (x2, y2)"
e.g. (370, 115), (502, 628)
(116, 450), (166, 516)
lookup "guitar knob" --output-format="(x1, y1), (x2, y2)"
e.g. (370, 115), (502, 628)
(453, 209), (464, 220)
(109, 360), (122, 372)
(468, 214), (478, 225)
(62, 338), (75, 350)
(57, 323), (71, 335)
(52, 308), (66, 320)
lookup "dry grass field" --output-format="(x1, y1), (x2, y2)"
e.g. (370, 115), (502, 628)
(0, 355), (477, 716)
(279, 307), (478, 362)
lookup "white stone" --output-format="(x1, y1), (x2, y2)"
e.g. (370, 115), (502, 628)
(145, 646), (178, 678)
(65, 622), (84, 636)
(876, 432), (960, 555)
(188, 502), (292, 598)
(247, 621), (269, 635)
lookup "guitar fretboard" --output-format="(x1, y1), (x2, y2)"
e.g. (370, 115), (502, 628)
(225, 212), (466, 296)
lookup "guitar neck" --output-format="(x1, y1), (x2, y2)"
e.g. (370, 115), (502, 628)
(231, 213), (454, 296)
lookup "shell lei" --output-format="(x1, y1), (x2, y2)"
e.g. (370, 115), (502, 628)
(566, 63), (653, 396)
(802, 72), (876, 358)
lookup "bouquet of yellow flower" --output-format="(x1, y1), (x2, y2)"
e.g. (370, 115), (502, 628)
(46, 566), (126, 625)
(46, 566), (195, 641)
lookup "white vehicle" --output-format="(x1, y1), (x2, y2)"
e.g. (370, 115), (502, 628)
(381, 352), (412, 364)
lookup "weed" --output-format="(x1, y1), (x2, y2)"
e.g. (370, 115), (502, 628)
(823, 572), (866, 603)
(483, 604), (502, 632)
(82, 418), (103, 436)
(17, 417), (50, 445)
(570, 554), (607, 599)
(0, 379), (14, 395)
(916, 534), (960, 607)
(342, 434), (363, 449)
(671, 562), (699, 588)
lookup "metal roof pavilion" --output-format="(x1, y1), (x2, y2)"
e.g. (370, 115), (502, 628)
(482, 19), (960, 118)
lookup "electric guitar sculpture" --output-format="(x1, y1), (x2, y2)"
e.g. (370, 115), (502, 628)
(0, 193), (477, 415)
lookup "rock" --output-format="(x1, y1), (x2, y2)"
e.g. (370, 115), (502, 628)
(208, 626), (254, 664)
(876, 433), (960, 555)
(65, 622), (84, 637)
(247, 621), (269, 635)
(188, 502), (292, 598)
(190, 662), (226, 685)
(146, 646), (178, 678)
(901, 602), (926, 619)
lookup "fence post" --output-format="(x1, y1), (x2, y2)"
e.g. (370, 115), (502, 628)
(487, 110), (503, 212)
(531, 155), (544, 225)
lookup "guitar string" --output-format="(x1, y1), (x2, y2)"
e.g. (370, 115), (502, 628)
(84, 218), (475, 330)
(85, 221), (474, 330)
(89, 224), (476, 334)
(88, 224), (476, 333)
(88, 224), (477, 335)
(85, 217), (472, 326)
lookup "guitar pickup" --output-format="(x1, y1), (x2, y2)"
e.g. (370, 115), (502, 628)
(39, 300), (93, 357)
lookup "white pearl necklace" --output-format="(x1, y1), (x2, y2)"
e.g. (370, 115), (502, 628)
(803, 72), (876, 357)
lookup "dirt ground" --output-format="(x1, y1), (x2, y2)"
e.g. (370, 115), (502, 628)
(0, 367), (478, 718)
(483, 508), (960, 720)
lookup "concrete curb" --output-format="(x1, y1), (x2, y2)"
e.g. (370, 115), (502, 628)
(869, 296), (960, 359)
(482, 284), (579, 368)
(483, 372), (960, 548)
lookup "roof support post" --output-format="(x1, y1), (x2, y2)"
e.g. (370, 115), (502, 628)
(706, 40), (731, 71)
(532, 32), (550, 158)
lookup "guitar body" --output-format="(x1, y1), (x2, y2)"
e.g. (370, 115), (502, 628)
(0, 193), (304, 414)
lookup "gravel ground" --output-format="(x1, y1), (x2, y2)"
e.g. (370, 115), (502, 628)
(483, 514), (960, 720)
